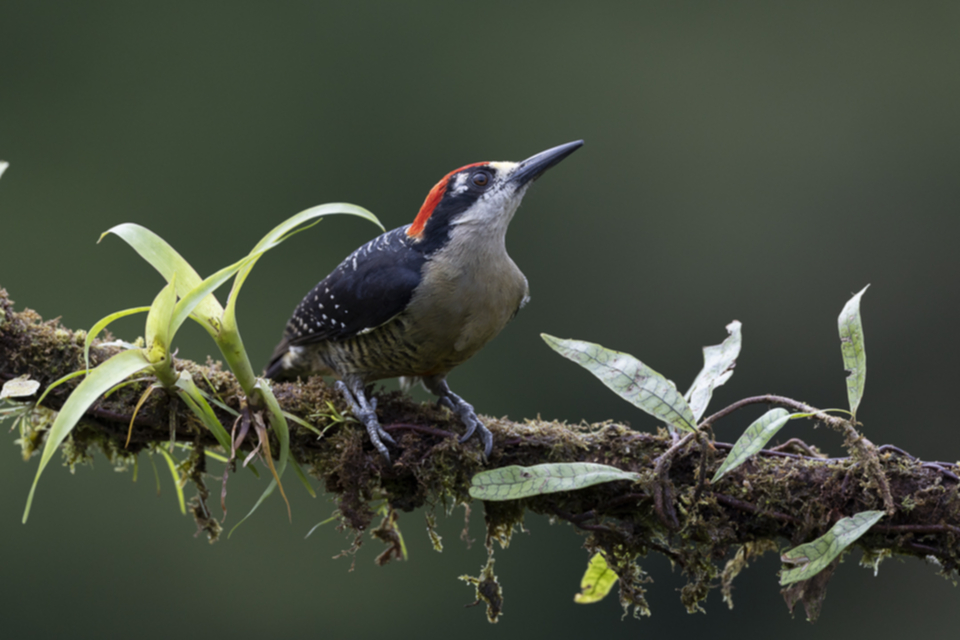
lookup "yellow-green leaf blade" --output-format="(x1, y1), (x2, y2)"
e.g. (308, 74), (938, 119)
(23, 348), (153, 522)
(144, 275), (177, 365)
(711, 409), (795, 483)
(542, 334), (696, 434)
(574, 552), (619, 604)
(838, 285), (869, 418)
(249, 202), (383, 256)
(780, 510), (885, 585)
(169, 249), (265, 337)
(685, 320), (742, 422)
(469, 462), (639, 501)
(174, 373), (232, 452)
(156, 446), (187, 515)
(84, 306), (151, 372)
(100, 223), (223, 333)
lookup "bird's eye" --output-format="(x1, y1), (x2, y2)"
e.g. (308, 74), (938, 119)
(472, 171), (489, 187)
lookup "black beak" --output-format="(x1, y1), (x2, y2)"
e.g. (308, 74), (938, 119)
(510, 140), (584, 188)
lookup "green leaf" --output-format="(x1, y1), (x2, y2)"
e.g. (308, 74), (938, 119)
(290, 457), (317, 498)
(711, 409), (796, 483)
(144, 275), (177, 366)
(217, 203), (381, 390)
(574, 552), (619, 604)
(838, 285), (869, 419)
(174, 373), (232, 452)
(228, 381), (292, 536)
(156, 446), (187, 515)
(469, 462), (640, 501)
(169, 250), (265, 337)
(780, 510), (885, 585)
(36, 370), (89, 407)
(99, 223), (224, 335)
(685, 320), (742, 422)
(84, 306), (151, 372)
(542, 334), (697, 434)
(23, 348), (152, 522)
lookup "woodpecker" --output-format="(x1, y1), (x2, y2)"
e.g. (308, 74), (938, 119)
(265, 140), (583, 460)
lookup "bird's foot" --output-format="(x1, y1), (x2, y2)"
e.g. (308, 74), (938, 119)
(437, 390), (493, 459)
(335, 380), (395, 461)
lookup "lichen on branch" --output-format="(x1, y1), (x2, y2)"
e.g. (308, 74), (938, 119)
(1, 287), (958, 622)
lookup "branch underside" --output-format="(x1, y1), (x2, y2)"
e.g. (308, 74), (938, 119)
(1, 288), (958, 620)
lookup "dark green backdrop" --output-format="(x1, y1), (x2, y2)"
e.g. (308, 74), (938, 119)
(2, 2), (958, 638)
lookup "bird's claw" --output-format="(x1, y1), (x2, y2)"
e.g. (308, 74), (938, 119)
(335, 380), (394, 461)
(449, 397), (493, 460)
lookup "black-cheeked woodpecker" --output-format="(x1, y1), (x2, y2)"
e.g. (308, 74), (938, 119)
(264, 140), (583, 460)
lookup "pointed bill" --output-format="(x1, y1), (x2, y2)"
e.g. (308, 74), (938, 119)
(838, 286), (869, 418)
(685, 321), (742, 422)
(543, 334), (697, 434)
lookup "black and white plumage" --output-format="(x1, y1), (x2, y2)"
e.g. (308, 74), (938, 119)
(265, 141), (583, 461)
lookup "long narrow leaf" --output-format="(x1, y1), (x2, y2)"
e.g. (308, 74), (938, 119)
(169, 249), (265, 336)
(36, 370), (89, 407)
(469, 462), (639, 501)
(685, 320), (742, 422)
(780, 511), (884, 585)
(227, 382), (293, 536)
(144, 276), (177, 365)
(711, 409), (796, 483)
(84, 306), (151, 371)
(542, 334), (697, 434)
(222, 203), (382, 333)
(838, 285), (869, 419)
(23, 349), (152, 522)
(290, 457), (317, 498)
(99, 223), (223, 334)
(175, 373), (232, 452)
(156, 446), (187, 515)
(249, 202), (382, 256)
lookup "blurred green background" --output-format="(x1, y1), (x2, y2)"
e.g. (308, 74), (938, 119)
(2, 2), (959, 638)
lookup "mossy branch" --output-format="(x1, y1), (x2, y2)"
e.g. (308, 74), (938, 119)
(2, 288), (958, 621)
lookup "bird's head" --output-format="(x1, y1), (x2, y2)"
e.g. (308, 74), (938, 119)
(406, 140), (583, 249)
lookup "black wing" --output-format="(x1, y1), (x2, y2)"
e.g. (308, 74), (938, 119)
(270, 226), (425, 354)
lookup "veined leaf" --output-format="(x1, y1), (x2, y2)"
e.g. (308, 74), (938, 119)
(84, 306), (151, 372)
(711, 409), (796, 483)
(24, 348), (152, 522)
(838, 285), (869, 418)
(780, 510), (884, 585)
(542, 334), (697, 434)
(99, 223), (224, 335)
(574, 552), (619, 604)
(469, 462), (639, 501)
(685, 320), (742, 422)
